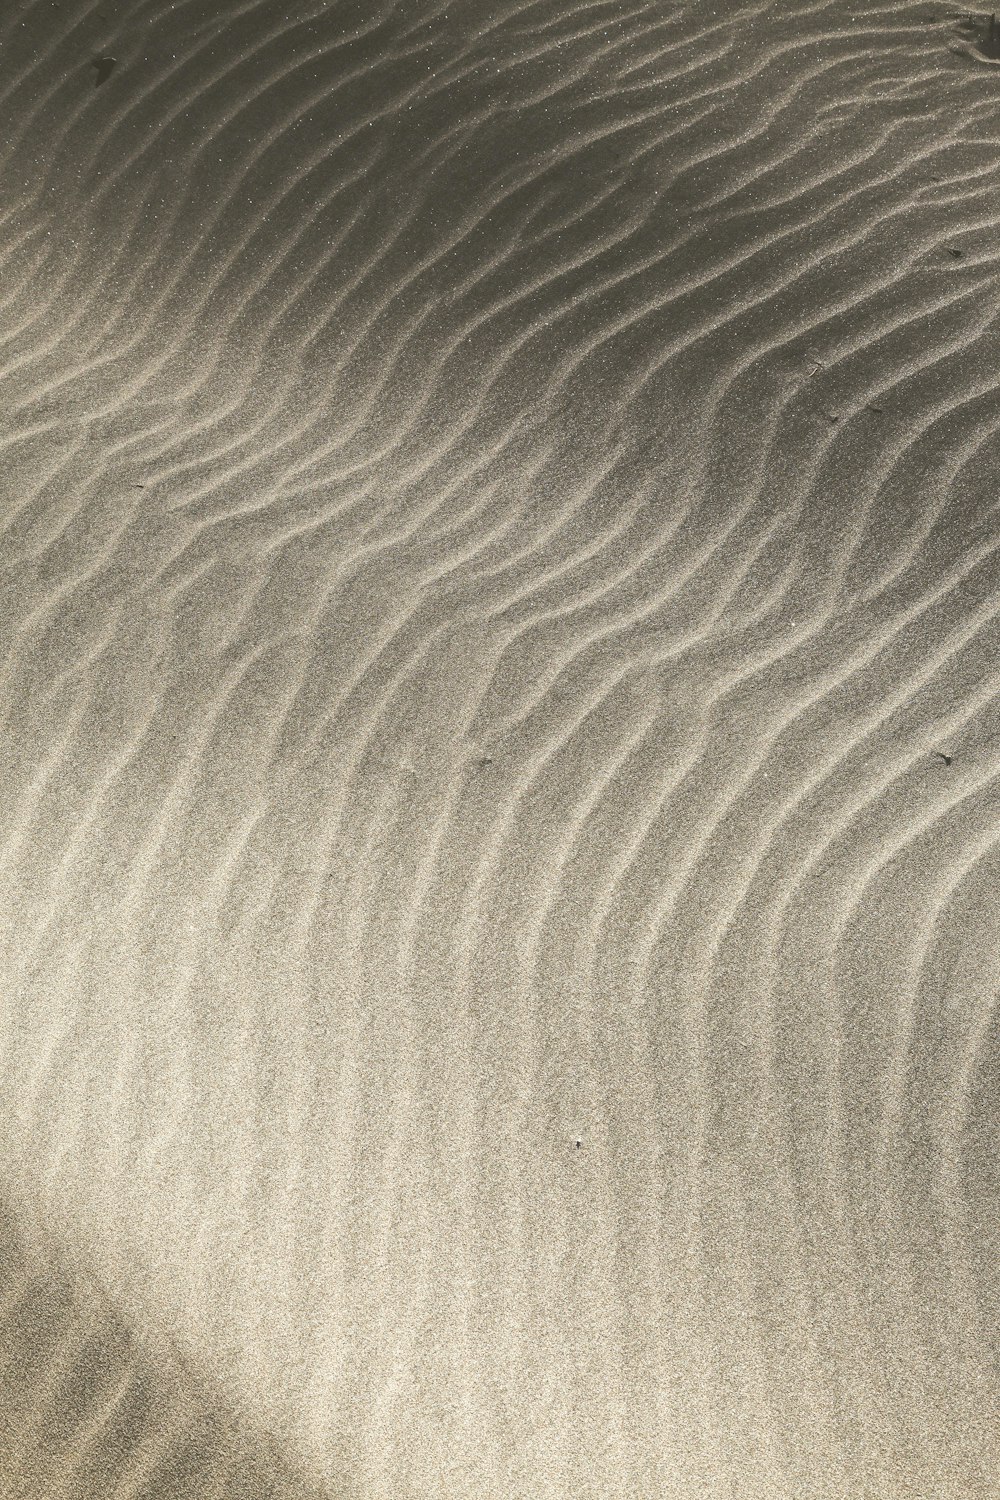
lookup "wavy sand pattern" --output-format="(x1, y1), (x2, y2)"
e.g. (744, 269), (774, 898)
(1, 0), (998, 1495)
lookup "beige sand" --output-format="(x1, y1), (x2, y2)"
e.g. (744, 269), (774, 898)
(0, 0), (998, 1495)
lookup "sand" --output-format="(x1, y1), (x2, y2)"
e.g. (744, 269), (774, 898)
(0, 0), (998, 1495)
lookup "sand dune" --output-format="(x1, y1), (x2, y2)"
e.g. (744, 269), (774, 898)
(0, 0), (998, 1495)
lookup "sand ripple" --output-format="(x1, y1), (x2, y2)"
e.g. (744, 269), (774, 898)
(0, 0), (998, 1495)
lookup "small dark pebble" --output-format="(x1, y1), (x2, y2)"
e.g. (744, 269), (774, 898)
(935, 752), (953, 766)
(91, 56), (116, 86)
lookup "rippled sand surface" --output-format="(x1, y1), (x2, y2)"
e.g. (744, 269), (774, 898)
(1, 1), (998, 1495)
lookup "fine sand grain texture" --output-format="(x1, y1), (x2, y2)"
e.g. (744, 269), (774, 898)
(0, 1202), (322, 1500)
(1, 0), (999, 1495)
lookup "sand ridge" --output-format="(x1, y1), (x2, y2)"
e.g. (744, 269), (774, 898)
(0, 0), (998, 1495)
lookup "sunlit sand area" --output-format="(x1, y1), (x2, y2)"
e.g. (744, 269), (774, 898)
(0, 0), (998, 1495)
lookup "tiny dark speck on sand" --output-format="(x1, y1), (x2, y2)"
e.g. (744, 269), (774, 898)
(935, 752), (953, 766)
(91, 56), (116, 86)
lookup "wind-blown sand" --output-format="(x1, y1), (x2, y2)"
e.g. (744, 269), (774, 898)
(0, 0), (998, 1495)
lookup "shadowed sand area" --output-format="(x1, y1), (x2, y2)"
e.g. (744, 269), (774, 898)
(0, 1202), (323, 1500)
(1, 0), (999, 1495)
